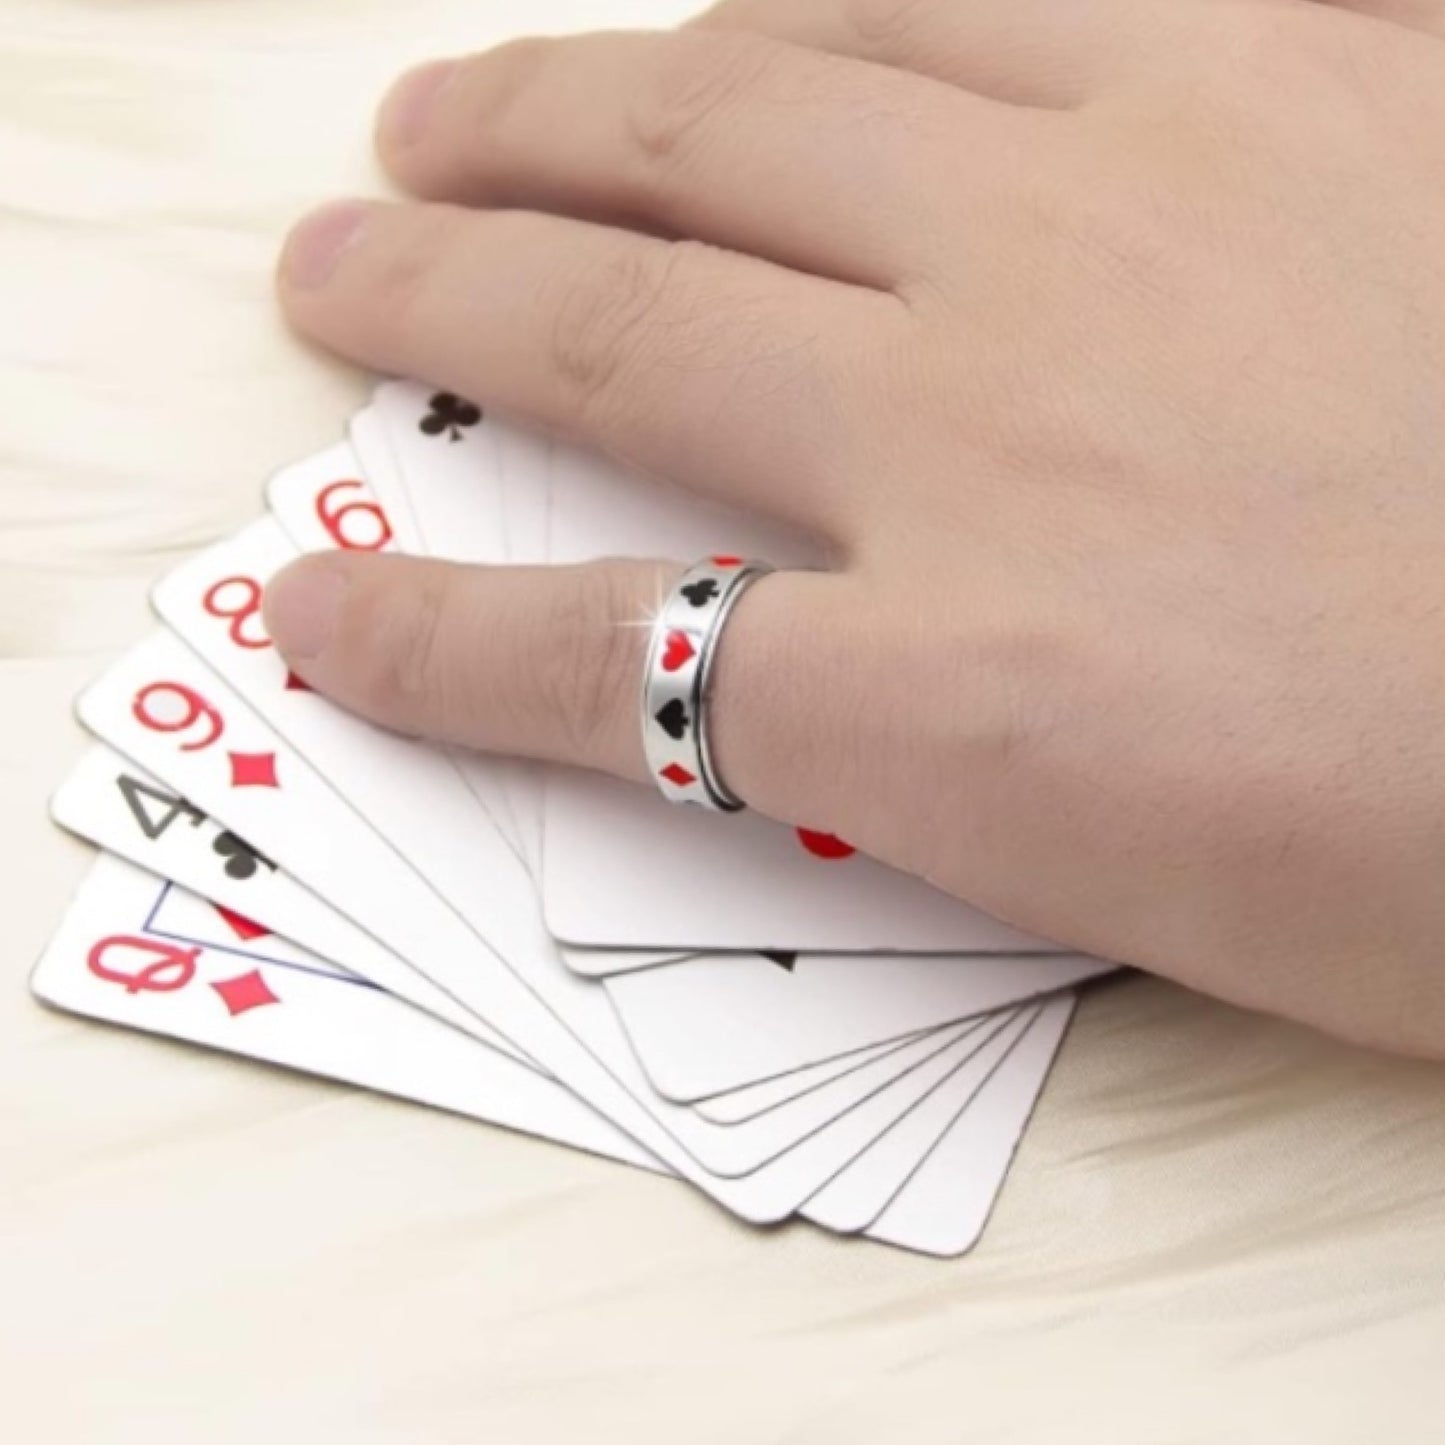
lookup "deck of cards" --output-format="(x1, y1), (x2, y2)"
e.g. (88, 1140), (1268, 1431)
(33, 379), (1116, 1257)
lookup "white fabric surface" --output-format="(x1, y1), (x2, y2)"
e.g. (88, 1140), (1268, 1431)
(4, 3), (1445, 1440)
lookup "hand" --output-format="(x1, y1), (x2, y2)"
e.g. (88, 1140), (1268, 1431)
(266, 0), (1445, 1056)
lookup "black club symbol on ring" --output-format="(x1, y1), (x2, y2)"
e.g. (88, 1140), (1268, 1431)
(420, 393), (482, 443)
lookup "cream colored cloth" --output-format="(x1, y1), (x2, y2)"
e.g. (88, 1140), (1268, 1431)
(4, 3), (1445, 1440)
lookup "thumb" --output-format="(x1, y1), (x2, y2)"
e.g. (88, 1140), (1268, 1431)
(262, 550), (842, 819)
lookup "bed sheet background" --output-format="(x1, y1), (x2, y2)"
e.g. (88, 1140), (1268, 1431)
(3, 2), (1444, 1441)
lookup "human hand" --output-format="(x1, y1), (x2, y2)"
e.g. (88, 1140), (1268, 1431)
(267, 0), (1445, 1056)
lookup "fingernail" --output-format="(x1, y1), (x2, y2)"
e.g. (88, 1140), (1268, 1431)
(264, 558), (348, 661)
(380, 59), (459, 149)
(281, 199), (372, 291)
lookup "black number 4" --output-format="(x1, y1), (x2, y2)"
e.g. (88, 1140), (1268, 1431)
(116, 774), (205, 841)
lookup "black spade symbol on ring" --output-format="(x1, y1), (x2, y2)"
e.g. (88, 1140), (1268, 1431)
(420, 393), (482, 443)
(655, 699), (690, 741)
(680, 579), (720, 608)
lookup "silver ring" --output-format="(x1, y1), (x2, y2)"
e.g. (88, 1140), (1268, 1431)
(642, 557), (773, 812)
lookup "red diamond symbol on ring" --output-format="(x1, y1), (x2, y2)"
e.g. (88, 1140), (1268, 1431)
(660, 763), (697, 789)
(228, 751), (279, 789)
(211, 968), (280, 1016)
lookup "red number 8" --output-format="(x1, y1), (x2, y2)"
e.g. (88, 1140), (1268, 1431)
(203, 576), (270, 650)
(317, 480), (392, 552)
(132, 681), (224, 752)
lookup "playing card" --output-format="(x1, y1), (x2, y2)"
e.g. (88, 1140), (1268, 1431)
(33, 852), (661, 1172)
(49, 742), (527, 1065)
(605, 947), (1112, 1101)
(693, 1031), (937, 1125)
(360, 389), (546, 875)
(349, 404), (425, 552)
(535, 442), (1065, 955)
(265, 442), (525, 863)
(865, 993), (1075, 1256)
(51, 744), (903, 1131)
(265, 439), (396, 558)
(365, 385), (506, 564)
(493, 414), (552, 565)
(77, 631), (1023, 1220)
(803, 999), (1061, 1234)
(554, 942), (698, 977)
(36, 850), (1070, 1256)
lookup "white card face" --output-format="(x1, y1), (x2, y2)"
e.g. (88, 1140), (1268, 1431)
(78, 629), (986, 1221)
(606, 948), (1112, 1101)
(367, 387), (544, 874)
(349, 405), (425, 552)
(803, 1004), (1041, 1234)
(267, 443), (525, 864)
(370, 381), (508, 564)
(543, 768), (1060, 954)
(537, 445), (1062, 954)
(266, 439), (396, 557)
(32, 852), (661, 1172)
(494, 418), (552, 565)
(693, 1032), (939, 1125)
(49, 742), (524, 1062)
(556, 942), (698, 978)
(37, 851), (1072, 1255)
(866, 993), (1076, 1256)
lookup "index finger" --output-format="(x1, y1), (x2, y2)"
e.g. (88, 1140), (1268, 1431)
(278, 198), (897, 541)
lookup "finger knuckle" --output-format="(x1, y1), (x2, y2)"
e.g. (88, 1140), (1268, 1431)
(841, 0), (934, 51)
(456, 35), (555, 135)
(626, 30), (773, 177)
(542, 239), (693, 419)
(372, 209), (471, 354)
(530, 566), (647, 763)
(366, 565), (455, 730)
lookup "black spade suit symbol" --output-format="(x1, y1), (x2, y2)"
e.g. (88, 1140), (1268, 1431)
(655, 699), (690, 740)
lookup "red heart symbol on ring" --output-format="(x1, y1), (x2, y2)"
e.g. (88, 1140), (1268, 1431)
(662, 631), (696, 672)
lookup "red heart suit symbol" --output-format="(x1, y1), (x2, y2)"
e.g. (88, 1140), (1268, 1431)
(662, 631), (696, 673)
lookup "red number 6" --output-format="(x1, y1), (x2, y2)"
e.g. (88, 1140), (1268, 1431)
(317, 480), (392, 552)
(132, 681), (224, 752)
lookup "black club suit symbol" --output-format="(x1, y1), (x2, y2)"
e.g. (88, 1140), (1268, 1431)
(213, 831), (275, 881)
(680, 579), (719, 608)
(420, 393), (482, 443)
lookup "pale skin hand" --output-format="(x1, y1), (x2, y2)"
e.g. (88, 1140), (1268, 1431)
(265, 0), (1445, 1057)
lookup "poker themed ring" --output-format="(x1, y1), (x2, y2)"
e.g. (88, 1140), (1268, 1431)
(641, 557), (773, 813)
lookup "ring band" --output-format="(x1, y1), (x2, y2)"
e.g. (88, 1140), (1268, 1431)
(642, 557), (773, 812)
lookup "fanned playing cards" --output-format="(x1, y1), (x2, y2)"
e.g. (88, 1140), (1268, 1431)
(32, 380), (1117, 1257)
